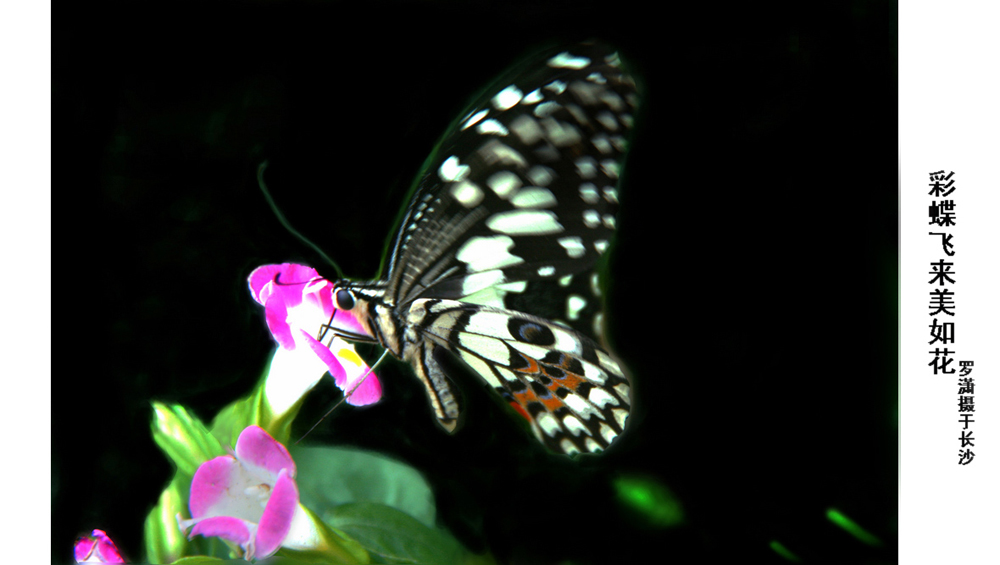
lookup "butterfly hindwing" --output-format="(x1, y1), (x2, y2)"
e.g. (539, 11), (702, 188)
(408, 298), (630, 454)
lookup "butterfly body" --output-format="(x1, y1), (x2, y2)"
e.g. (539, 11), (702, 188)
(322, 42), (638, 454)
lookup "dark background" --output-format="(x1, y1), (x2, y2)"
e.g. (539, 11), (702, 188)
(54, 1), (897, 563)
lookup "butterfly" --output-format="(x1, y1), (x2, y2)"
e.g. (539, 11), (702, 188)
(320, 41), (638, 455)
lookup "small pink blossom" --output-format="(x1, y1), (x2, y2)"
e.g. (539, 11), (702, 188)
(177, 426), (302, 561)
(248, 263), (381, 406)
(74, 529), (125, 563)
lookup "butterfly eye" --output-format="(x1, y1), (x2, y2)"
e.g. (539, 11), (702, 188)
(335, 289), (356, 311)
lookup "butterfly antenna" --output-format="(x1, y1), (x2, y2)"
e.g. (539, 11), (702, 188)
(257, 160), (345, 279)
(295, 348), (391, 444)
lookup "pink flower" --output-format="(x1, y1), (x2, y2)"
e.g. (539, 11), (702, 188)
(74, 529), (125, 563)
(177, 426), (303, 561)
(248, 263), (381, 406)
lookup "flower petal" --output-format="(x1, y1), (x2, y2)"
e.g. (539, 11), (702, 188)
(188, 516), (255, 557)
(188, 456), (239, 518)
(249, 264), (321, 307)
(74, 529), (124, 563)
(264, 298), (296, 350)
(254, 468), (299, 558)
(332, 341), (382, 406)
(263, 346), (329, 418)
(300, 330), (347, 384)
(234, 425), (296, 479)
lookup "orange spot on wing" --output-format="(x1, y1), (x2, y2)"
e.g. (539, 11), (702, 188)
(509, 401), (531, 422)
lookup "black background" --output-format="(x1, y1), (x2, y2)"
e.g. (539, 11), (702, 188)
(54, 1), (897, 563)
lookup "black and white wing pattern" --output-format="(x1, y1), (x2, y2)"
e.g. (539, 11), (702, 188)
(327, 41), (639, 454)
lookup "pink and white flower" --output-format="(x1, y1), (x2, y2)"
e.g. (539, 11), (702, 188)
(177, 426), (316, 561)
(248, 263), (381, 409)
(74, 529), (125, 563)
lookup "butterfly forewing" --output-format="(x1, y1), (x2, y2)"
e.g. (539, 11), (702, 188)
(334, 42), (638, 454)
(383, 42), (636, 311)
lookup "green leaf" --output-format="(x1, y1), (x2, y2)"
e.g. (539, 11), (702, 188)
(277, 504), (370, 564)
(208, 360), (309, 447)
(144, 475), (191, 564)
(292, 446), (436, 527)
(209, 373), (276, 447)
(613, 474), (684, 528)
(328, 503), (464, 565)
(151, 403), (225, 478)
(169, 557), (227, 564)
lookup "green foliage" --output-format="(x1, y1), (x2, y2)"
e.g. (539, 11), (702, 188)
(328, 503), (465, 565)
(613, 474), (684, 528)
(292, 445), (436, 527)
(144, 475), (190, 564)
(150, 403), (226, 477)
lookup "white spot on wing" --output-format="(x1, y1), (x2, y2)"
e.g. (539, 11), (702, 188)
(567, 294), (587, 321)
(522, 88), (544, 104)
(591, 133), (612, 154)
(587, 72), (607, 84)
(492, 84), (523, 110)
(459, 269), (506, 296)
(603, 187), (619, 203)
(459, 333), (509, 364)
(592, 312), (604, 337)
(457, 350), (502, 388)
(540, 118), (582, 147)
(476, 119), (509, 136)
(599, 422), (617, 444)
(583, 209), (601, 228)
(508, 341), (550, 360)
(486, 210), (564, 235)
(579, 183), (599, 204)
(558, 236), (586, 258)
(585, 437), (602, 452)
(602, 214), (616, 228)
(450, 181), (484, 208)
(560, 438), (580, 454)
(537, 265), (555, 277)
(596, 110), (618, 131)
(544, 79), (568, 94)
(527, 165), (555, 186)
(568, 80), (604, 105)
(600, 91), (626, 112)
(438, 156), (470, 182)
(455, 235), (523, 270)
(601, 159), (620, 179)
(564, 393), (600, 420)
(614, 382), (630, 401)
(486, 171), (521, 198)
(588, 387), (617, 409)
(575, 157), (597, 179)
(533, 101), (561, 118)
(612, 407), (628, 429)
(596, 350), (624, 378)
(558, 274), (572, 287)
(548, 52), (591, 69)
(537, 412), (560, 437)
(478, 140), (528, 169)
(510, 115), (543, 145)
(594, 240), (609, 253)
(460, 109), (488, 131)
(563, 414), (588, 436)
(581, 359), (608, 384)
(511, 187), (557, 208)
